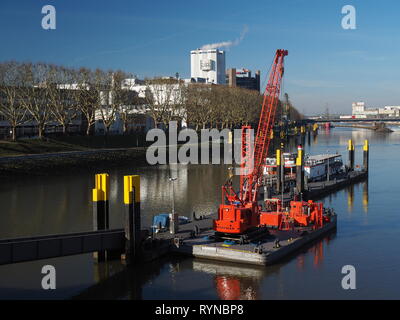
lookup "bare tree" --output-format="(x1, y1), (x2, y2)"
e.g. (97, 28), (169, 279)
(161, 81), (185, 128)
(106, 70), (133, 134)
(73, 67), (97, 135)
(17, 62), (51, 139)
(184, 84), (213, 130)
(46, 65), (77, 135)
(120, 94), (144, 134)
(92, 69), (119, 135)
(0, 61), (27, 141)
(143, 78), (181, 129)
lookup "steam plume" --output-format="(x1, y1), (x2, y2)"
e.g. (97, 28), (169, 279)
(200, 25), (249, 50)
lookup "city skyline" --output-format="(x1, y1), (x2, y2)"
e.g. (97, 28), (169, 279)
(1, 0), (400, 114)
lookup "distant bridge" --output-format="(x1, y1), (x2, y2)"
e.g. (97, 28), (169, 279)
(308, 118), (400, 123)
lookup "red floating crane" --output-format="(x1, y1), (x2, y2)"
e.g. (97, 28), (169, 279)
(214, 49), (330, 240)
(214, 49), (288, 236)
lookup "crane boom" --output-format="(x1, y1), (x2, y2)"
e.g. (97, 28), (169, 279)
(242, 49), (288, 203)
(214, 49), (288, 236)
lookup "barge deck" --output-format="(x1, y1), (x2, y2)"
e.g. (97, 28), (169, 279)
(157, 214), (337, 266)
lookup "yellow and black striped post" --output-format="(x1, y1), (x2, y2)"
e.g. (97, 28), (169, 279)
(276, 148), (282, 194)
(92, 173), (110, 262)
(363, 139), (369, 173)
(348, 139), (355, 171)
(296, 144), (304, 196)
(124, 175), (141, 265)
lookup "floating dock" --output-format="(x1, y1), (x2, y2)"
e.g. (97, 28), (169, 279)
(305, 170), (367, 200)
(156, 213), (336, 266)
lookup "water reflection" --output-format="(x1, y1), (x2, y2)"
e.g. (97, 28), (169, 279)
(362, 181), (369, 214)
(295, 231), (336, 272)
(192, 261), (264, 300)
(347, 184), (354, 213)
(1, 127), (399, 299)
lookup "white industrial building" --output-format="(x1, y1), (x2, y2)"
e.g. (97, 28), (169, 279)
(190, 49), (226, 84)
(350, 101), (400, 118)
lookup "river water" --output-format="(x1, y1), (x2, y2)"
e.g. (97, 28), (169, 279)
(0, 127), (399, 299)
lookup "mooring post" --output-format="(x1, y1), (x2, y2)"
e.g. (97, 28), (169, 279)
(92, 173), (110, 262)
(348, 139), (355, 171)
(312, 123), (319, 135)
(124, 175), (141, 266)
(276, 148), (282, 193)
(363, 139), (369, 173)
(296, 144), (304, 195)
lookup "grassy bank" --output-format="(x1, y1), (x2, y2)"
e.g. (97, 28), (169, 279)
(0, 148), (148, 178)
(0, 133), (148, 157)
(0, 135), (149, 177)
(0, 139), (88, 157)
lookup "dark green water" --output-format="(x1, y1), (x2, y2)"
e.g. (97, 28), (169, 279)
(0, 127), (399, 299)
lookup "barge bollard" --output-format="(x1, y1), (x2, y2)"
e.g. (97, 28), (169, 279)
(348, 139), (355, 171)
(276, 148), (282, 193)
(124, 175), (141, 266)
(92, 173), (110, 262)
(296, 144), (304, 195)
(363, 139), (369, 173)
(312, 123), (319, 134)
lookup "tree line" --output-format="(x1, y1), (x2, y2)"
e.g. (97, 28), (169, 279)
(0, 61), (136, 140)
(0, 61), (303, 141)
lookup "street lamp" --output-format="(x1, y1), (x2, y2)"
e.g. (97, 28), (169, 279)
(169, 177), (178, 234)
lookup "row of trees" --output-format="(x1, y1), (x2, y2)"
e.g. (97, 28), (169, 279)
(0, 61), (303, 141)
(0, 61), (136, 140)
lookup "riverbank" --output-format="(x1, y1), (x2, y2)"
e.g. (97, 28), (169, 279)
(0, 133), (148, 157)
(0, 148), (148, 178)
(0, 136), (149, 178)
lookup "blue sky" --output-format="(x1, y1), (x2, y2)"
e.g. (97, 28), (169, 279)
(1, 0), (400, 114)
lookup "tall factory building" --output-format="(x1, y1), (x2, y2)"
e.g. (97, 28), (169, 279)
(190, 49), (226, 84)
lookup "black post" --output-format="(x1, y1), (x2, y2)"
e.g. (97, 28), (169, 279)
(124, 175), (141, 265)
(276, 148), (282, 194)
(92, 173), (109, 262)
(363, 139), (369, 173)
(296, 145), (304, 195)
(348, 139), (354, 171)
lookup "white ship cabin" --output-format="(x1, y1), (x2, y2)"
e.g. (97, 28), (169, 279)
(264, 153), (297, 176)
(304, 154), (344, 181)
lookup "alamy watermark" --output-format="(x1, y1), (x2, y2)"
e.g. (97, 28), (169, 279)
(41, 5), (56, 30)
(41, 265), (56, 290)
(342, 5), (356, 30)
(146, 121), (254, 176)
(341, 265), (356, 290)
